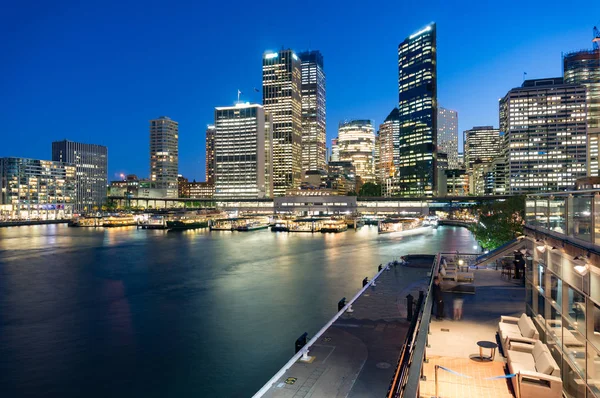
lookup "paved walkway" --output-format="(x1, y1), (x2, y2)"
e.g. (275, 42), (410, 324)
(420, 268), (525, 398)
(260, 258), (433, 398)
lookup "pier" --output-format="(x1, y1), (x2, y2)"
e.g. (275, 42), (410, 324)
(254, 256), (435, 397)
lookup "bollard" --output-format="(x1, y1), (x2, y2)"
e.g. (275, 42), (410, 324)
(295, 332), (308, 353)
(347, 304), (354, 313)
(338, 297), (346, 312)
(371, 278), (376, 287)
(435, 365), (439, 397)
(362, 277), (369, 287)
(406, 294), (414, 321)
(300, 348), (312, 362)
(378, 264), (382, 272)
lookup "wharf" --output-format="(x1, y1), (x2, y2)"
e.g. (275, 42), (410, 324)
(257, 256), (434, 398)
(0, 219), (69, 228)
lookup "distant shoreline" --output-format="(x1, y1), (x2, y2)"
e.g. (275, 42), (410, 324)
(0, 220), (69, 228)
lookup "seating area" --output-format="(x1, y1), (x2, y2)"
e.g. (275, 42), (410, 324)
(499, 315), (563, 398)
(439, 256), (475, 283)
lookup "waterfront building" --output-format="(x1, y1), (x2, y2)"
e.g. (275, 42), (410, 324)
(524, 190), (600, 397)
(330, 138), (339, 162)
(500, 78), (588, 194)
(213, 103), (272, 199)
(463, 126), (501, 171)
(150, 116), (179, 198)
(298, 50), (326, 172)
(437, 107), (459, 169)
(0, 157), (76, 219)
(377, 108), (399, 184)
(188, 181), (214, 199)
(397, 23), (437, 196)
(177, 176), (189, 198)
(337, 120), (376, 182)
(51, 140), (107, 212)
(564, 48), (600, 177)
(206, 125), (216, 185)
(444, 169), (469, 196)
(262, 49), (302, 196)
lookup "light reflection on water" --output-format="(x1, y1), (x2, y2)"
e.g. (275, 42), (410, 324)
(0, 224), (477, 397)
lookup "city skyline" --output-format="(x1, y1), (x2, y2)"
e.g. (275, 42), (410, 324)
(1, 2), (596, 181)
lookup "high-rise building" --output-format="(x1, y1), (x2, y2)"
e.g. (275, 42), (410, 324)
(563, 48), (600, 176)
(330, 138), (339, 162)
(51, 140), (107, 212)
(298, 50), (326, 172)
(463, 126), (501, 171)
(499, 78), (588, 194)
(337, 120), (375, 182)
(262, 49), (302, 196)
(0, 157), (76, 219)
(206, 125), (216, 184)
(457, 153), (465, 169)
(213, 103), (272, 199)
(437, 107), (459, 169)
(149, 116), (179, 198)
(377, 108), (399, 183)
(397, 23), (437, 196)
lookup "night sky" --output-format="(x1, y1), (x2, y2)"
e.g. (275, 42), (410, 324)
(1, 0), (597, 181)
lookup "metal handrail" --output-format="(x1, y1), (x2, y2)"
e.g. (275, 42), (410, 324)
(386, 253), (442, 397)
(252, 264), (389, 398)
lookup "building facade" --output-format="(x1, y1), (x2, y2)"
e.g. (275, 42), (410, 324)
(262, 49), (302, 196)
(463, 126), (501, 171)
(188, 181), (214, 199)
(214, 103), (271, 199)
(330, 138), (339, 162)
(51, 140), (107, 212)
(397, 23), (437, 196)
(206, 125), (216, 184)
(337, 120), (376, 183)
(564, 48), (600, 177)
(298, 50), (326, 172)
(0, 157), (76, 220)
(500, 78), (588, 194)
(437, 107), (459, 169)
(150, 116), (179, 198)
(377, 108), (400, 183)
(524, 190), (600, 397)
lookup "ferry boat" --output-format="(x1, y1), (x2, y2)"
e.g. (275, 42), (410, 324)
(271, 221), (290, 232)
(68, 216), (101, 227)
(167, 216), (208, 230)
(289, 218), (323, 233)
(321, 219), (348, 233)
(102, 215), (137, 227)
(139, 215), (168, 229)
(236, 220), (270, 231)
(378, 217), (432, 236)
(423, 215), (439, 228)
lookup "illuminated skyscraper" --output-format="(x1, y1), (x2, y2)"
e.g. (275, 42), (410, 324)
(330, 138), (339, 162)
(463, 126), (501, 171)
(206, 125), (216, 184)
(338, 120), (375, 182)
(397, 23), (437, 196)
(499, 78), (588, 194)
(437, 107), (459, 169)
(213, 103), (272, 199)
(298, 50), (326, 172)
(52, 140), (107, 212)
(563, 48), (600, 176)
(262, 49), (302, 196)
(149, 116), (179, 198)
(377, 108), (399, 182)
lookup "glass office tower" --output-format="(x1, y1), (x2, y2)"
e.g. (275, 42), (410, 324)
(337, 120), (376, 183)
(397, 23), (437, 196)
(298, 50), (326, 173)
(262, 49), (302, 196)
(463, 126), (501, 171)
(149, 116), (179, 198)
(564, 48), (600, 177)
(52, 140), (107, 212)
(437, 107), (459, 170)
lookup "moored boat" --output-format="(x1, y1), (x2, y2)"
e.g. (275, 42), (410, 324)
(321, 219), (348, 233)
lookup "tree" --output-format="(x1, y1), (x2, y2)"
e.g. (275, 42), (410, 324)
(469, 196), (525, 250)
(358, 182), (382, 197)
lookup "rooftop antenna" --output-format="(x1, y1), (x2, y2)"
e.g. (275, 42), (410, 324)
(237, 89), (242, 103)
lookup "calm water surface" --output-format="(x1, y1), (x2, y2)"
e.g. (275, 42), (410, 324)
(0, 224), (477, 397)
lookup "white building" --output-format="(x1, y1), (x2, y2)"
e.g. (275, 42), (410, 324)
(214, 103), (272, 199)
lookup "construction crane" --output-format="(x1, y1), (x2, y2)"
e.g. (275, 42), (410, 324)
(594, 26), (600, 50)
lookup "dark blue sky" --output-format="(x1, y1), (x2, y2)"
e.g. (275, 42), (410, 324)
(2, 0), (597, 181)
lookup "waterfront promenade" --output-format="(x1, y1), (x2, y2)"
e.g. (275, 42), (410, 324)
(0, 219), (69, 228)
(256, 256), (434, 397)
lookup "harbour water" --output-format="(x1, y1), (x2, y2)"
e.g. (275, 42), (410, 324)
(0, 224), (478, 397)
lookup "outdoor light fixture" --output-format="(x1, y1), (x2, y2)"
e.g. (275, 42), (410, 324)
(458, 259), (464, 266)
(574, 264), (589, 276)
